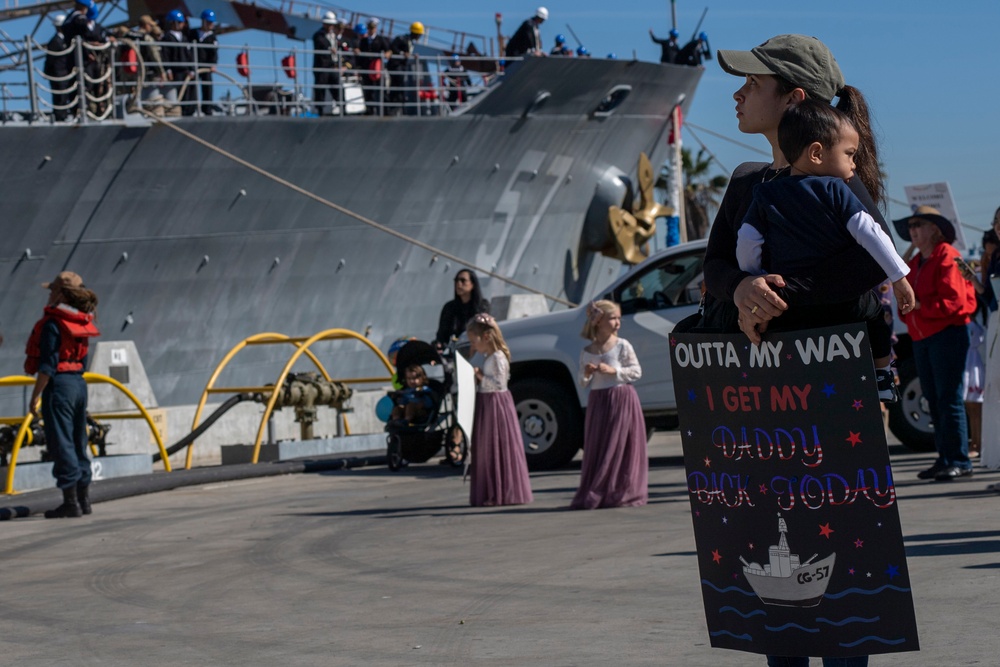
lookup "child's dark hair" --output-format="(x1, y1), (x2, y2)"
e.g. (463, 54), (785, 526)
(778, 98), (852, 164)
(774, 78), (883, 209)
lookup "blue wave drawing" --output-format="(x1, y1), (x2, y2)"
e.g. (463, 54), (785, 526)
(709, 630), (753, 641)
(816, 616), (880, 627)
(701, 580), (757, 597)
(840, 637), (908, 648)
(719, 606), (766, 619)
(825, 585), (911, 600)
(765, 623), (820, 633)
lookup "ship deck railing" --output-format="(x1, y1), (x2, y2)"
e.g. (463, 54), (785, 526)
(0, 36), (520, 123)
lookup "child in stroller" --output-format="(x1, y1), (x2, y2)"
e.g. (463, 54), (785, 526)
(383, 340), (467, 471)
(389, 364), (436, 425)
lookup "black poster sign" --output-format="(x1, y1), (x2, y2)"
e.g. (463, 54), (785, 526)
(669, 325), (919, 657)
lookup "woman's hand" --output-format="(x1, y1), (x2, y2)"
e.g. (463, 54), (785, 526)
(733, 274), (788, 345)
(584, 362), (599, 376)
(596, 362), (615, 375)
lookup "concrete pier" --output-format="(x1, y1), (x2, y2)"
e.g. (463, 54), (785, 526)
(1, 431), (996, 666)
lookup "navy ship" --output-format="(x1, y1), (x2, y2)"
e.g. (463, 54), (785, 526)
(740, 515), (836, 608)
(0, 1), (701, 419)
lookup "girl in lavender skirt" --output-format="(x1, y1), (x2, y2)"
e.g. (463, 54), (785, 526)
(571, 300), (648, 509)
(466, 313), (533, 507)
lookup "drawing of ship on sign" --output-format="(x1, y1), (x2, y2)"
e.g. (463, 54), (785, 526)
(739, 514), (836, 608)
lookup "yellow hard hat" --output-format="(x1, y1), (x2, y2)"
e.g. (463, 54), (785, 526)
(410, 21), (425, 35)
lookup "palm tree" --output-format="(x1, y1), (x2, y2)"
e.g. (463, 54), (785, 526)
(681, 147), (728, 240)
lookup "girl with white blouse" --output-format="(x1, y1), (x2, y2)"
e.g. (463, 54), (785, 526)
(571, 300), (648, 509)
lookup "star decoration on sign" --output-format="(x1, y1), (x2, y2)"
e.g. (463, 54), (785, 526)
(885, 564), (900, 580)
(711, 549), (722, 564)
(722, 516), (728, 525)
(818, 523), (834, 539)
(852, 399), (863, 411)
(860, 375), (867, 382)
(687, 389), (697, 402)
(866, 572), (872, 578)
(741, 372), (748, 379)
(854, 538), (864, 548)
(821, 383), (836, 397)
(687, 430), (693, 437)
(786, 353), (792, 360)
(669, 336), (678, 347)
(748, 542), (754, 550)
(703, 457), (712, 468)
(846, 431), (863, 447)
(848, 567), (856, 575)
(759, 483), (768, 495)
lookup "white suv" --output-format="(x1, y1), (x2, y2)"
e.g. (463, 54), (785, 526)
(500, 239), (707, 470)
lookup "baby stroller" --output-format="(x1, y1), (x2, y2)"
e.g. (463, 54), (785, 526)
(383, 340), (469, 471)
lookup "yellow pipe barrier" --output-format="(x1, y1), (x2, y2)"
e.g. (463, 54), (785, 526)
(187, 332), (335, 469)
(0, 373), (171, 495)
(249, 329), (393, 465)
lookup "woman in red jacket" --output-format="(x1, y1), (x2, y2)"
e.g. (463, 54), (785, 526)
(25, 271), (100, 518)
(895, 206), (977, 481)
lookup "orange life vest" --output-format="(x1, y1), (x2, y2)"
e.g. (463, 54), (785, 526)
(24, 305), (100, 375)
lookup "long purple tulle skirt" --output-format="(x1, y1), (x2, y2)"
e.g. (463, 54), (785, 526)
(470, 390), (533, 507)
(571, 383), (648, 509)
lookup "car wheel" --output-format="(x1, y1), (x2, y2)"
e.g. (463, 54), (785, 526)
(887, 357), (935, 452)
(510, 377), (583, 471)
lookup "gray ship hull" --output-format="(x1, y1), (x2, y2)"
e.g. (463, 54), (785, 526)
(0, 58), (701, 410)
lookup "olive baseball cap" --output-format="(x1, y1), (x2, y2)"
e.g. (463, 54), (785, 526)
(717, 34), (845, 103)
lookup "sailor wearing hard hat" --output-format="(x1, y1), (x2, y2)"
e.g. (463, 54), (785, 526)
(505, 6), (548, 58)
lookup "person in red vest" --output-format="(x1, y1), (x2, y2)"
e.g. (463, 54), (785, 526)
(25, 271), (100, 518)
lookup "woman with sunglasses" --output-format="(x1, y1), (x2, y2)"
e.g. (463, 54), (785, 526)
(435, 269), (489, 349)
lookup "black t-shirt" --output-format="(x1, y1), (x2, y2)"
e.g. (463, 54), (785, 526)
(435, 298), (489, 346)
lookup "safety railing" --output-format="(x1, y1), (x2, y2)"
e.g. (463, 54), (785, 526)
(0, 372), (171, 495)
(189, 329), (394, 468)
(3, 35), (511, 123)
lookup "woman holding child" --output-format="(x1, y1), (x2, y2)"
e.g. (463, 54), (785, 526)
(697, 33), (893, 667)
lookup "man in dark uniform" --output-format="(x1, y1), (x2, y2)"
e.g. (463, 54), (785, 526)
(190, 9), (219, 115)
(355, 18), (390, 115)
(549, 33), (571, 56)
(649, 28), (680, 64)
(161, 9), (196, 115)
(312, 11), (340, 116)
(387, 22), (423, 115)
(44, 13), (72, 121)
(505, 6), (547, 57)
(676, 31), (711, 67)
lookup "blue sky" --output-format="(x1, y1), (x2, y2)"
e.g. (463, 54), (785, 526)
(8, 0), (998, 245)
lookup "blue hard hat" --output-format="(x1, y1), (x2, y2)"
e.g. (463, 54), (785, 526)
(167, 9), (185, 23)
(86, 5), (97, 20)
(607, 52), (617, 59)
(354, 23), (367, 35)
(201, 9), (216, 22)
(576, 46), (588, 56)
(75, 0), (95, 9)
(555, 33), (566, 45)
(669, 28), (679, 38)
(699, 31), (707, 41)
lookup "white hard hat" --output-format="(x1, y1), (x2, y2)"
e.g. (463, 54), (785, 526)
(535, 6), (548, 20)
(366, 17), (379, 26)
(51, 12), (67, 26)
(322, 10), (337, 25)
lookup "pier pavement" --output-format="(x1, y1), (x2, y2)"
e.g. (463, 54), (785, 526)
(1, 431), (996, 666)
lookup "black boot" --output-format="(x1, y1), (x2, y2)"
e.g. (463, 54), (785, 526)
(77, 483), (92, 515)
(44, 487), (82, 519)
